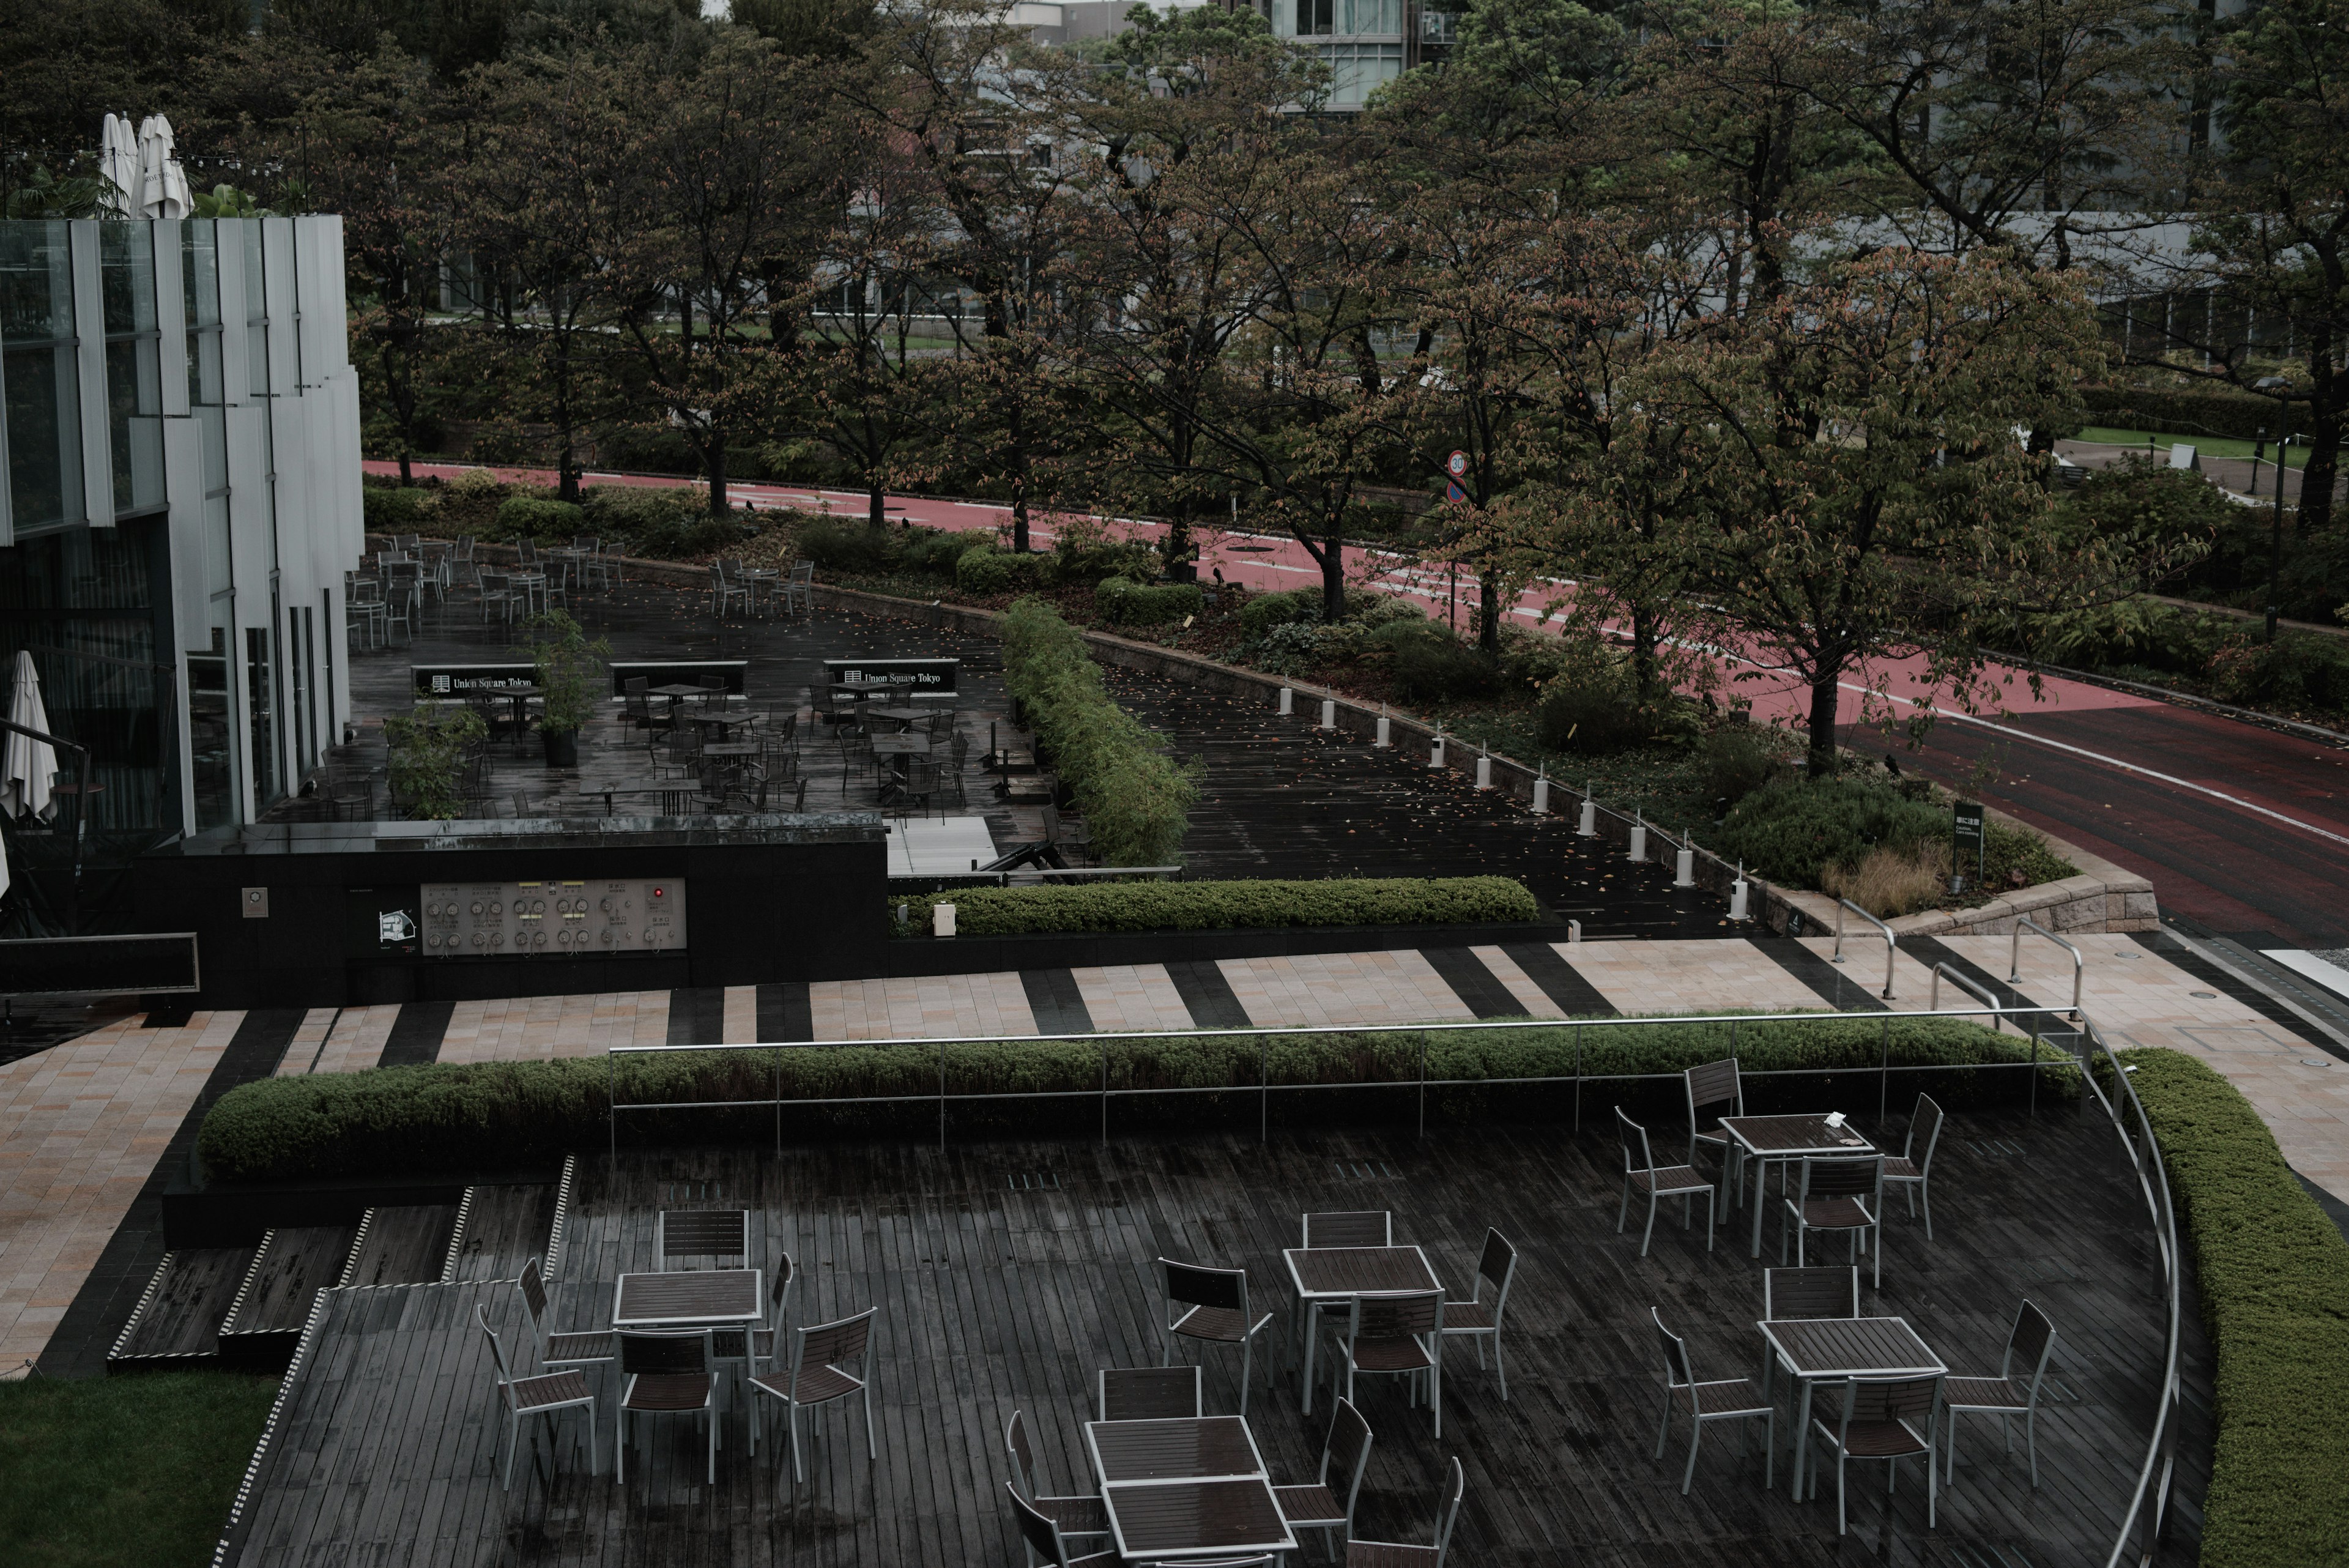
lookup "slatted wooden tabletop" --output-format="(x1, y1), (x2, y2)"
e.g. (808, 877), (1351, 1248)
(612, 1268), (761, 1326)
(219, 1107), (2212, 1567)
(1102, 1475), (1293, 1558)
(1759, 1315), (1945, 1379)
(1087, 1416), (1261, 1482)
(1721, 1114), (1878, 1157)
(1285, 1246), (1441, 1296)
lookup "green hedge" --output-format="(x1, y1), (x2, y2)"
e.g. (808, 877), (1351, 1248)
(494, 496), (584, 541)
(196, 1017), (2071, 1184)
(362, 485), (436, 533)
(1001, 596), (1198, 864)
(1094, 576), (1204, 626)
(2118, 1049), (2349, 1567)
(2081, 383), (2292, 442)
(902, 875), (1538, 935)
(956, 546), (1052, 596)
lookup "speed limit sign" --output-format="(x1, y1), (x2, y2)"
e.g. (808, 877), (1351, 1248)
(1446, 450), (1469, 478)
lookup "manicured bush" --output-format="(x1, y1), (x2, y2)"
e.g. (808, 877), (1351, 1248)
(1713, 776), (2074, 894)
(2081, 382), (2289, 441)
(2118, 1048), (2349, 1567)
(956, 546), (1052, 596)
(1537, 671), (1650, 755)
(362, 485), (436, 533)
(195, 1016), (2071, 1184)
(1370, 619), (1499, 702)
(904, 875), (1538, 935)
(494, 496), (585, 541)
(1001, 597), (1199, 863)
(1239, 586), (1398, 634)
(900, 527), (993, 575)
(796, 516), (902, 574)
(577, 485), (746, 559)
(1094, 576), (1204, 626)
(1051, 517), (1161, 586)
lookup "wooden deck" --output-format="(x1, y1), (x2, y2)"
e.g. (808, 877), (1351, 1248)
(218, 1099), (2211, 1566)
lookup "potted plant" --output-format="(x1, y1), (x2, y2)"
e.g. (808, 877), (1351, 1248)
(384, 704), (487, 819)
(521, 609), (610, 768)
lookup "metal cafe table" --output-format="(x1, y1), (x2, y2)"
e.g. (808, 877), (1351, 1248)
(1084, 1416), (1296, 1562)
(1756, 1315), (1945, 1498)
(1281, 1245), (1442, 1412)
(611, 1269), (764, 1331)
(1718, 1113), (1877, 1258)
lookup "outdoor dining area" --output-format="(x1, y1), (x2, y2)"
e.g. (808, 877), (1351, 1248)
(212, 1085), (2192, 1568)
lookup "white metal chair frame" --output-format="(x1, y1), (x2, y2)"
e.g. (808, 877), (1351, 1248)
(1440, 1228), (1518, 1401)
(1804, 1373), (1942, 1536)
(1942, 1300), (2058, 1488)
(1158, 1257), (1277, 1416)
(1321, 1289), (1445, 1438)
(1272, 1396), (1373, 1557)
(1343, 1455), (1464, 1568)
(1883, 1093), (1946, 1240)
(1780, 1154), (1887, 1288)
(1652, 1307), (1774, 1495)
(615, 1328), (717, 1487)
(1616, 1107), (1718, 1256)
(749, 1305), (879, 1483)
(475, 1302), (597, 1491)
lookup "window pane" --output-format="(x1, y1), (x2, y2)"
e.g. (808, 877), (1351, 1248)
(245, 623), (278, 806)
(190, 622), (236, 831)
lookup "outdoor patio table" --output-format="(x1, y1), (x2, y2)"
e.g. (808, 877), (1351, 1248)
(1084, 1416), (1295, 1562)
(867, 705), (929, 729)
(1281, 1245), (1441, 1413)
(611, 1268), (763, 1330)
(684, 712), (744, 740)
(648, 683), (708, 722)
(1756, 1315), (1944, 1499)
(1720, 1113), (1877, 1258)
(869, 732), (930, 801)
(546, 546), (590, 593)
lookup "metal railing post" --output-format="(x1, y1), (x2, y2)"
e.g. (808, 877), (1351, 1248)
(1573, 1022), (1583, 1132)
(2011, 916), (2086, 1021)
(1260, 1040), (1269, 1145)
(607, 1047), (617, 1176)
(774, 1055), (782, 1155)
(1417, 1031), (1428, 1140)
(2028, 1019), (2040, 1120)
(938, 1040), (947, 1152)
(1832, 898), (1899, 999)
(1100, 1045), (1109, 1146)
(1879, 1013), (1891, 1124)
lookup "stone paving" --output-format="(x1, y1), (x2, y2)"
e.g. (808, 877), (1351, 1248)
(0, 1009), (244, 1375)
(7, 929), (2347, 1377)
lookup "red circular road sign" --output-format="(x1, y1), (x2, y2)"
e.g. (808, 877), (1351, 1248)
(1446, 450), (1469, 477)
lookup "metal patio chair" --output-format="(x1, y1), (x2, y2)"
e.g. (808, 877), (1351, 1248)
(1882, 1094), (1946, 1240)
(1652, 1307), (1773, 1495)
(710, 560), (752, 618)
(656, 1207), (749, 1271)
(1004, 1408), (1111, 1547)
(749, 1305), (879, 1483)
(1097, 1365), (1202, 1422)
(1322, 1290), (1445, 1438)
(1274, 1396), (1373, 1557)
(1781, 1155), (1886, 1288)
(1343, 1455), (1463, 1568)
(1616, 1107), (1717, 1256)
(1683, 1057), (1745, 1194)
(516, 1255), (614, 1373)
(1159, 1258), (1277, 1416)
(1942, 1300), (2058, 1488)
(615, 1328), (716, 1487)
(1302, 1211), (1392, 1249)
(1805, 1373), (1943, 1534)
(1759, 1265), (1860, 1405)
(1006, 1482), (1121, 1567)
(475, 1302), (597, 1490)
(714, 1255), (796, 1392)
(1440, 1228), (1518, 1400)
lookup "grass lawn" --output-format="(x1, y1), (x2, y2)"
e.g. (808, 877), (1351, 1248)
(2073, 425), (2311, 467)
(0, 1370), (277, 1568)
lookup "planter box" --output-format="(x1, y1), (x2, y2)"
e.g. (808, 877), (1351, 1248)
(881, 920), (1585, 979)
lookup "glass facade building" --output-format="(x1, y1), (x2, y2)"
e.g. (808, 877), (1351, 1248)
(0, 217), (361, 891)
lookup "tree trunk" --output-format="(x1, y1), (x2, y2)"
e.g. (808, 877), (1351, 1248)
(869, 483), (886, 529)
(2300, 348), (2340, 535)
(398, 447), (412, 485)
(1477, 571), (1501, 657)
(1322, 524), (1346, 623)
(1163, 515), (1194, 582)
(1805, 669), (1841, 778)
(1630, 605), (1658, 700)
(706, 437), (729, 514)
(1009, 403), (1030, 553)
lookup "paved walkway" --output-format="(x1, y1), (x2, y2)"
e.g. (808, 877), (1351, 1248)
(7, 930), (2346, 1377)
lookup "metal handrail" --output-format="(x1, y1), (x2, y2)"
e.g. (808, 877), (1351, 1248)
(1928, 962), (2002, 1028)
(1831, 897), (1899, 998)
(2082, 1020), (2184, 1568)
(2011, 916), (2086, 1020)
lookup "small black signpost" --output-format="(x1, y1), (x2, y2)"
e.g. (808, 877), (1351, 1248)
(1953, 800), (1986, 894)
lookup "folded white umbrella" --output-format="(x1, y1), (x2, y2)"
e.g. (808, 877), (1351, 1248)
(2, 651), (58, 825)
(100, 113), (142, 217)
(136, 114), (195, 221)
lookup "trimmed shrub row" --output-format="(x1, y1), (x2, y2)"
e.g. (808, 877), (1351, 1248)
(900, 875), (1538, 936)
(956, 546), (1052, 596)
(2118, 1048), (2349, 1567)
(2080, 383), (2293, 442)
(1000, 596), (1199, 864)
(196, 1017), (2073, 1185)
(1094, 576), (1203, 626)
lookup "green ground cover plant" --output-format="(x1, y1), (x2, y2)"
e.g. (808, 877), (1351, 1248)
(1711, 776), (2074, 915)
(896, 875), (1537, 936)
(2117, 1048), (2349, 1567)
(196, 1017), (2071, 1184)
(0, 1370), (277, 1568)
(1000, 596), (1200, 864)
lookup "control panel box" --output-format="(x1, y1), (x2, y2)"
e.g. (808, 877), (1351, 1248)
(417, 879), (686, 957)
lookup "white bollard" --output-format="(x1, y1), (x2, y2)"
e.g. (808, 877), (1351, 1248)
(1319, 699), (1336, 730)
(1430, 735), (1446, 769)
(1729, 876), (1750, 921)
(1278, 686), (1293, 716)
(1375, 711), (1392, 748)
(1576, 798), (1597, 836)
(1674, 845), (1696, 888)
(1568, 919), (1583, 944)
(1475, 754), (1493, 790)
(933, 903), (957, 938)
(1629, 817), (1647, 862)
(1531, 775), (1549, 814)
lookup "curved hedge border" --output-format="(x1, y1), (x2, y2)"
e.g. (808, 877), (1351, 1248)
(198, 1016), (2070, 1185)
(1001, 596), (1199, 865)
(2117, 1048), (2349, 1567)
(902, 875), (1538, 936)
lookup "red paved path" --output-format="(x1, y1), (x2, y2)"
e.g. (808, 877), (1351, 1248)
(369, 459), (2349, 945)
